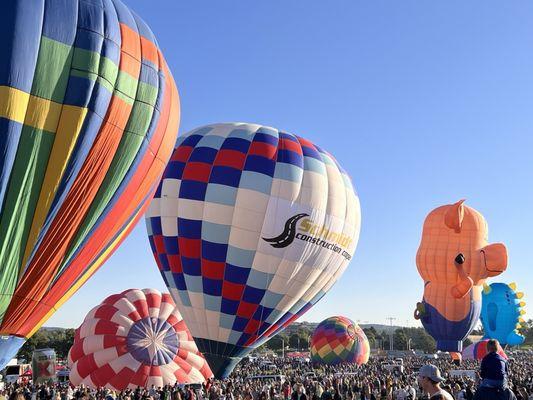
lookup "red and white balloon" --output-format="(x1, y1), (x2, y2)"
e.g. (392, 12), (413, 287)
(68, 289), (212, 389)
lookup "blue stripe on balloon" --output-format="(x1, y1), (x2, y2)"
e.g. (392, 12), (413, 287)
(184, 275), (203, 293)
(178, 218), (202, 239)
(243, 156), (276, 177)
(0, 120), (24, 215)
(204, 184), (237, 206)
(238, 171), (272, 195)
(225, 264), (250, 284)
(202, 278), (222, 296)
(42, 0), (77, 45)
(0, 0), (44, 91)
(201, 222), (231, 244)
(209, 166), (241, 187)
(78, 0), (105, 35)
(226, 246), (256, 269)
(202, 241), (228, 262)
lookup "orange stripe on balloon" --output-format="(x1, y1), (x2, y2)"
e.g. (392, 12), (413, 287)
(13, 61), (179, 337)
(140, 36), (159, 67)
(0, 32), (146, 335)
(120, 23), (142, 63)
(0, 97), (133, 334)
(24, 197), (150, 338)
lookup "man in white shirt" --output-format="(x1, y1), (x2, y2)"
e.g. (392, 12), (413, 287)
(417, 365), (453, 400)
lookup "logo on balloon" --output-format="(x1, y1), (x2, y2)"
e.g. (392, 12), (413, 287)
(263, 213), (353, 260)
(262, 213), (309, 248)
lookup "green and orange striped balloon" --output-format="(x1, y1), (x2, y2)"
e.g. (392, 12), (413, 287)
(0, 0), (179, 367)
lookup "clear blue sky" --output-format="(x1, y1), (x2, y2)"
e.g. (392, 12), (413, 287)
(47, 0), (533, 329)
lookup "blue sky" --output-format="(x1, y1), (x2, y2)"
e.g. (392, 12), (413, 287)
(48, 0), (533, 328)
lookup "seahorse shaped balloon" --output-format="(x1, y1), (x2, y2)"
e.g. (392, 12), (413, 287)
(481, 282), (526, 346)
(414, 200), (508, 352)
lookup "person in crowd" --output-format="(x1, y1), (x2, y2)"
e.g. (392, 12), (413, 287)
(480, 340), (509, 389)
(417, 365), (453, 400)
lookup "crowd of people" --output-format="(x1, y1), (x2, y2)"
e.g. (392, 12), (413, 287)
(2, 346), (532, 400)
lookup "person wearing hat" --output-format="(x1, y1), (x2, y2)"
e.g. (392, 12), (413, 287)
(417, 365), (453, 400)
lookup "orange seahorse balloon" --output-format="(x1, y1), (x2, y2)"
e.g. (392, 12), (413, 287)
(414, 200), (507, 352)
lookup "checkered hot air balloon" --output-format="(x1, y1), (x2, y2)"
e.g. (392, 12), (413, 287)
(462, 339), (508, 361)
(0, 0), (180, 368)
(68, 289), (212, 389)
(146, 123), (361, 378)
(310, 316), (370, 365)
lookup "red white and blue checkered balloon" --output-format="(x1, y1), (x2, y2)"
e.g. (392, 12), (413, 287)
(146, 123), (361, 378)
(68, 289), (213, 389)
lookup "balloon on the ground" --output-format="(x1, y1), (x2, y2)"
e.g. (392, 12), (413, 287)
(481, 282), (526, 346)
(146, 123), (361, 378)
(68, 289), (212, 389)
(414, 200), (507, 352)
(310, 316), (369, 365)
(0, 0), (179, 368)
(462, 339), (508, 360)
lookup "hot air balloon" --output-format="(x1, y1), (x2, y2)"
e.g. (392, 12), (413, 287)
(462, 339), (507, 361)
(0, 0), (179, 368)
(481, 282), (526, 346)
(414, 200), (507, 352)
(146, 122), (360, 377)
(450, 352), (462, 366)
(68, 289), (213, 389)
(310, 316), (369, 365)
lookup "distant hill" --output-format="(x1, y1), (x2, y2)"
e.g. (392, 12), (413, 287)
(360, 324), (402, 333)
(42, 322), (404, 335)
(41, 327), (68, 332)
(282, 321), (402, 335)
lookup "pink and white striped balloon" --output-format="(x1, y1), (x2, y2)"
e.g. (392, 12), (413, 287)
(68, 289), (213, 389)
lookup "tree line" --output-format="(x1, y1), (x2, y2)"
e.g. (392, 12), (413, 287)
(18, 329), (75, 362)
(14, 319), (533, 363)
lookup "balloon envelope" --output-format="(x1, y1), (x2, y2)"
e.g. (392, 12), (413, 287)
(0, 0), (179, 367)
(310, 316), (369, 365)
(146, 123), (360, 377)
(481, 283), (526, 346)
(414, 200), (507, 352)
(462, 339), (507, 361)
(68, 289), (212, 389)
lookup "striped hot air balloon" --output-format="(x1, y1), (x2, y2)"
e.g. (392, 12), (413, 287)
(462, 339), (507, 361)
(146, 122), (361, 378)
(310, 316), (369, 365)
(0, 0), (179, 367)
(68, 289), (212, 389)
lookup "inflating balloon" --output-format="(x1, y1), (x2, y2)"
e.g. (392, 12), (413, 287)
(481, 282), (526, 346)
(462, 339), (507, 361)
(0, 0), (179, 368)
(68, 289), (212, 389)
(414, 200), (507, 352)
(146, 122), (361, 377)
(310, 316), (369, 365)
